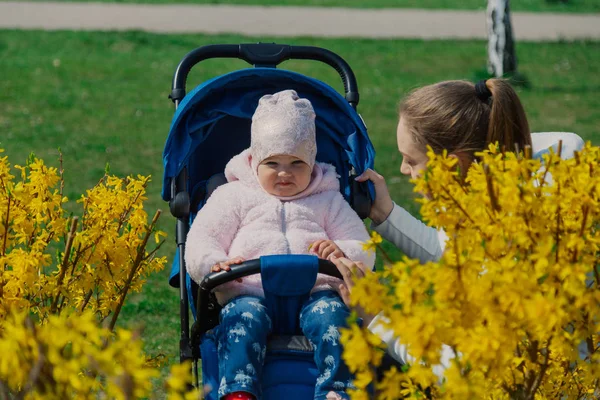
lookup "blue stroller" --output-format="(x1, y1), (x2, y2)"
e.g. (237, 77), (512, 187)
(163, 43), (380, 399)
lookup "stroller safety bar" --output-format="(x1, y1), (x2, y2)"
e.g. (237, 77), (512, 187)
(169, 43), (360, 108)
(198, 257), (342, 293)
(191, 257), (343, 356)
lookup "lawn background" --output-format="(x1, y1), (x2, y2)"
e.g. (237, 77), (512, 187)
(1, 30), (599, 395)
(19, 0), (600, 13)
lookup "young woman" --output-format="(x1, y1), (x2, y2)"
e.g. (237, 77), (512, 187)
(332, 78), (585, 373)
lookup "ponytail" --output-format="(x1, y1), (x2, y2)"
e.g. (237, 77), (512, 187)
(399, 79), (532, 165)
(485, 79), (531, 152)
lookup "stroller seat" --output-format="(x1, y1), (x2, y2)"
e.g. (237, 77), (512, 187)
(198, 253), (340, 400)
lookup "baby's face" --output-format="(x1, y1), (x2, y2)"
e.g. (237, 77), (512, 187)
(257, 155), (312, 197)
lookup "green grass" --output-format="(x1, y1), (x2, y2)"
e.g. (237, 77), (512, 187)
(1, 30), (599, 395)
(22, 0), (600, 13)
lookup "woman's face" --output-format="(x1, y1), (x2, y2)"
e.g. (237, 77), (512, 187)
(396, 116), (429, 180)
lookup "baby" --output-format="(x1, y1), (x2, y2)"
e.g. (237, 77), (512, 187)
(185, 89), (375, 400)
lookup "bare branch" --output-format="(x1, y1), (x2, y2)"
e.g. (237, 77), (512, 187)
(1, 195), (10, 258)
(108, 210), (162, 332)
(58, 149), (64, 198)
(528, 339), (552, 400)
(440, 186), (475, 224)
(572, 205), (589, 263)
(50, 217), (79, 313)
(524, 145), (532, 160)
(0, 380), (10, 400)
(21, 318), (46, 394)
(484, 164), (501, 212)
(556, 183), (561, 263)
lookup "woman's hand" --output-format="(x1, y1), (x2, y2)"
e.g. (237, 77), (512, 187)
(310, 239), (345, 260)
(330, 256), (376, 326)
(355, 168), (394, 225)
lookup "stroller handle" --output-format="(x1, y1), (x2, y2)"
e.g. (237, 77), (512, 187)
(170, 43), (360, 108)
(198, 257), (342, 293)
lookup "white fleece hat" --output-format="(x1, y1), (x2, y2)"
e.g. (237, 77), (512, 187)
(250, 89), (317, 171)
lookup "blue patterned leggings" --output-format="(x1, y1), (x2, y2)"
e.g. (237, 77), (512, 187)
(216, 290), (353, 400)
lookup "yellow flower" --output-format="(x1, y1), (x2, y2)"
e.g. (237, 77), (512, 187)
(362, 231), (383, 253)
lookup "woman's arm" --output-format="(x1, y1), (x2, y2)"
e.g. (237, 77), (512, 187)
(367, 313), (410, 365)
(372, 203), (445, 263)
(355, 169), (445, 263)
(367, 312), (455, 381)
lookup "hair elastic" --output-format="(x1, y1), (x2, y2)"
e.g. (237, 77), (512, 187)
(475, 80), (492, 103)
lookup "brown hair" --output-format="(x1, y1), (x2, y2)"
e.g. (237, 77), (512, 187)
(399, 79), (531, 161)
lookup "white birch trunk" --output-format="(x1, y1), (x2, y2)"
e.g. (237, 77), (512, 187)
(486, 0), (517, 77)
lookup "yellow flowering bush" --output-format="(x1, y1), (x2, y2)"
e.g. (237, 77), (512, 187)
(342, 143), (600, 399)
(0, 310), (159, 399)
(0, 150), (167, 325)
(0, 148), (199, 398)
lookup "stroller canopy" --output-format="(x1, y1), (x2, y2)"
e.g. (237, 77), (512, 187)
(162, 68), (375, 203)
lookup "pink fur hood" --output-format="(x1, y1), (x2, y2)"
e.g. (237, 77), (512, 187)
(185, 149), (375, 304)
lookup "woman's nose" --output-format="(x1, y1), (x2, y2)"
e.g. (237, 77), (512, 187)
(400, 162), (410, 176)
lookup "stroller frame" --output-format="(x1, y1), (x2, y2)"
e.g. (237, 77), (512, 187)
(166, 43), (373, 389)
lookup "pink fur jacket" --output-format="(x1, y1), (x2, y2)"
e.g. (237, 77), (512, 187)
(185, 149), (375, 304)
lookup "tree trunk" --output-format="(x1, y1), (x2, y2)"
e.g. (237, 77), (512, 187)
(486, 0), (517, 77)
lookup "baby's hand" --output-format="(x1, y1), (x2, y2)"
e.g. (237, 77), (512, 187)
(310, 240), (345, 260)
(211, 256), (245, 282)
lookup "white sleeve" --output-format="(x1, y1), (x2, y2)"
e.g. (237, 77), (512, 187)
(367, 312), (455, 383)
(531, 132), (585, 160)
(371, 203), (446, 263)
(531, 132), (585, 186)
(367, 313), (412, 365)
